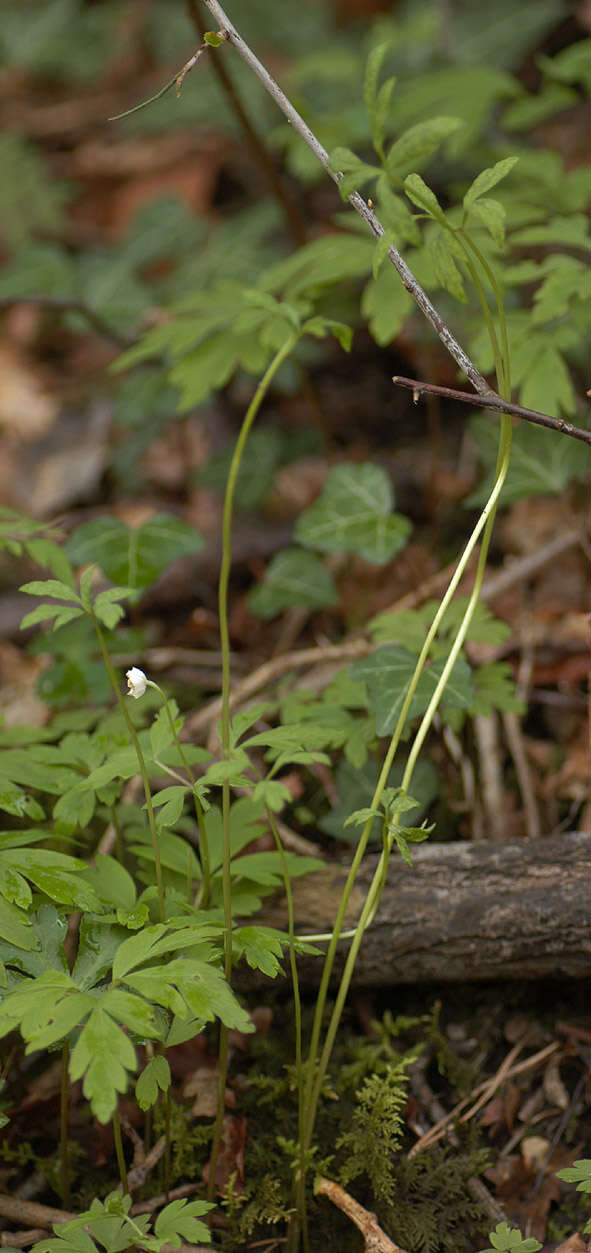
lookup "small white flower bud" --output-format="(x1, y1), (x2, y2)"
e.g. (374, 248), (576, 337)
(126, 667), (147, 699)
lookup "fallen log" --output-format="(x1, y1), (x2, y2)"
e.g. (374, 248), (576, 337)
(247, 832), (591, 986)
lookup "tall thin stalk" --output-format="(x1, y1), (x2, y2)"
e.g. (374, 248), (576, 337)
(207, 331), (300, 1200)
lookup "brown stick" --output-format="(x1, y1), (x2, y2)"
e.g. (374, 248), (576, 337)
(315, 1177), (409, 1253)
(392, 375), (591, 448)
(247, 831), (591, 988)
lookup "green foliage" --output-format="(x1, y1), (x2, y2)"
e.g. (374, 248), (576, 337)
(65, 515), (204, 592)
(29, 1191), (213, 1253)
(319, 756), (439, 845)
(478, 1223), (542, 1253)
(382, 1137), (491, 1253)
(0, 135), (70, 249)
(468, 412), (591, 506)
(248, 548), (339, 617)
(250, 461), (412, 617)
(337, 1051), (419, 1204)
(2, 2), (591, 1242)
(295, 462), (411, 564)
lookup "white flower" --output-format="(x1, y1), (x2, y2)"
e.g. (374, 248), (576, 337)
(126, 667), (147, 699)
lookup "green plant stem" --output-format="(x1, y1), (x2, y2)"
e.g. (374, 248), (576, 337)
(298, 239), (514, 1219)
(93, 617), (165, 922)
(459, 229), (511, 393)
(112, 1106), (128, 1194)
(59, 1040), (70, 1208)
(207, 332), (300, 1203)
(164, 1088), (172, 1202)
(266, 811), (306, 1253)
(151, 683), (212, 908)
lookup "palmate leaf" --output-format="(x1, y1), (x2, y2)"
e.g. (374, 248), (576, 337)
(295, 462), (412, 564)
(468, 411), (590, 506)
(0, 848), (103, 913)
(153, 1198), (213, 1247)
(136, 1054), (171, 1111)
(70, 1004), (140, 1125)
(352, 646), (473, 736)
(0, 895), (36, 950)
(320, 756), (438, 843)
(248, 548), (338, 618)
(123, 957), (253, 1034)
(66, 514), (204, 592)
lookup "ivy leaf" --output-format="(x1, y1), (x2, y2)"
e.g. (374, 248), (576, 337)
(248, 548), (338, 618)
(468, 412), (590, 506)
(320, 757), (439, 844)
(352, 646), (473, 736)
(295, 463), (411, 564)
(66, 515), (204, 592)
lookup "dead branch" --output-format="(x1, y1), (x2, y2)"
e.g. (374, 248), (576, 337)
(315, 1177), (409, 1253)
(392, 375), (591, 448)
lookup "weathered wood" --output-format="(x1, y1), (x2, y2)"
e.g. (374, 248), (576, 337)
(249, 832), (591, 986)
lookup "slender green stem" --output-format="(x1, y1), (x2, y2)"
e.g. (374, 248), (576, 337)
(93, 618), (165, 921)
(298, 230), (515, 1211)
(112, 1106), (128, 1194)
(459, 229), (511, 396)
(207, 332), (300, 1202)
(266, 810), (305, 1253)
(59, 1041), (70, 1207)
(109, 803), (125, 866)
(149, 682), (212, 908)
(164, 1087), (172, 1201)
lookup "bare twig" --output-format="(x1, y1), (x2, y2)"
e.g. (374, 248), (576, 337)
(315, 1177), (409, 1253)
(409, 1040), (560, 1156)
(393, 375), (591, 448)
(201, 0), (490, 397)
(474, 712), (506, 842)
(0, 1196), (76, 1229)
(184, 639), (368, 737)
(187, 0), (306, 244)
(201, 1), (591, 454)
(109, 39), (217, 120)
